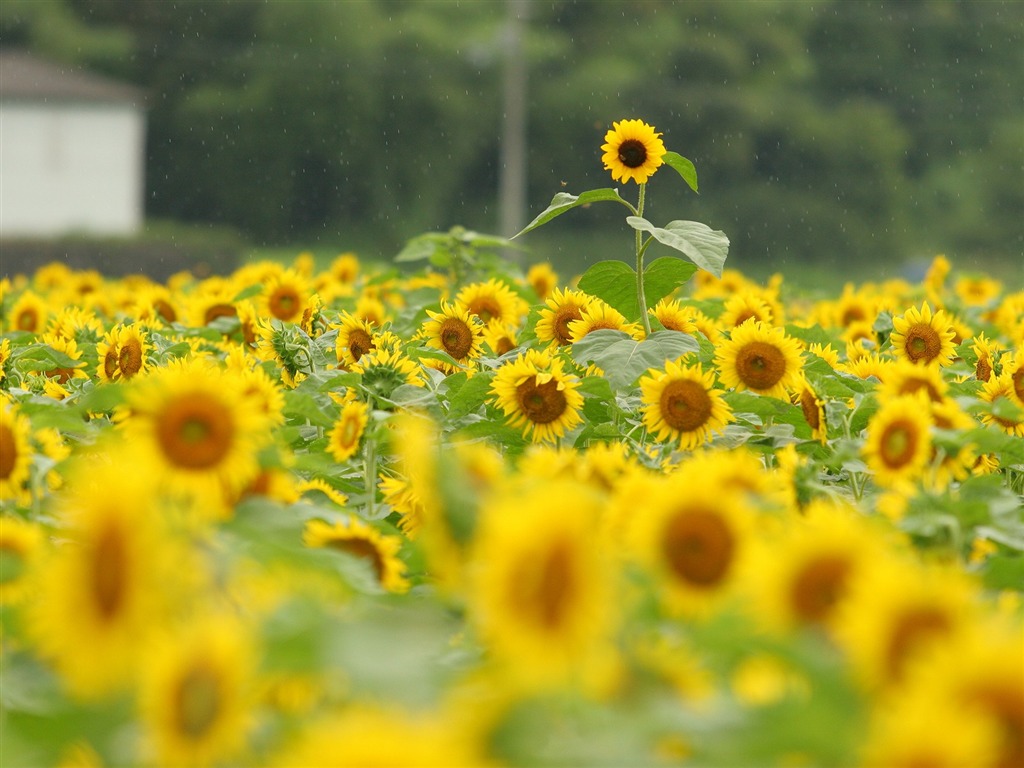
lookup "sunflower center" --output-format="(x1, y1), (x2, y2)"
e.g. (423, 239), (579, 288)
(347, 329), (374, 362)
(885, 607), (951, 681)
(660, 379), (713, 432)
(155, 299), (177, 323)
(516, 377), (567, 425)
(897, 378), (942, 402)
(45, 366), (76, 384)
(735, 341), (787, 391)
(156, 393), (234, 470)
(91, 523), (127, 620)
(661, 509), (735, 588)
(903, 324), (942, 363)
(494, 336), (515, 356)
(0, 424), (16, 480)
(790, 555), (851, 624)
(799, 388), (822, 431)
(16, 309), (38, 332)
(879, 420), (918, 468)
(1013, 369), (1024, 402)
(553, 307), (583, 345)
(338, 415), (362, 448)
(204, 303), (237, 325)
(269, 287), (301, 320)
(469, 297), (503, 323)
(175, 664), (222, 740)
(440, 318), (474, 360)
(975, 356), (992, 382)
(512, 539), (575, 630)
(618, 138), (648, 169)
(329, 538), (385, 582)
(103, 348), (120, 380)
(964, 683), (1024, 768)
(118, 339), (144, 378)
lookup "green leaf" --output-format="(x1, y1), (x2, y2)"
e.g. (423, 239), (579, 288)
(513, 189), (633, 238)
(576, 257), (698, 321)
(571, 329), (699, 390)
(662, 151), (698, 193)
(627, 217), (729, 277)
(577, 260), (638, 318)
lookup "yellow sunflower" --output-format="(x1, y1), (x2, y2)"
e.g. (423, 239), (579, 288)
(889, 302), (957, 366)
(140, 615), (256, 767)
(468, 478), (618, 691)
(1003, 350), (1024, 402)
(568, 301), (644, 343)
(481, 319), (518, 356)
(331, 311), (378, 368)
(526, 262), (559, 300)
(0, 515), (45, 605)
(955, 274), (1003, 307)
(490, 348), (584, 443)
(600, 118), (667, 185)
(971, 334), (1001, 382)
(979, 371), (1024, 437)
(719, 290), (775, 329)
(832, 554), (979, 691)
(535, 287), (594, 346)
(7, 289), (48, 333)
(639, 360), (733, 449)
(863, 393), (934, 489)
(262, 267), (310, 324)
(792, 375), (827, 443)
(714, 320), (804, 399)
(26, 455), (184, 699)
(0, 337), (11, 382)
(0, 402), (33, 507)
(419, 301), (485, 373)
(876, 357), (948, 403)
(627, 467), (754, 618)
(326, 399), (370, 463)
(455, 278), (528, 327)
(304, 516), (410, 594)
(650, 297), (698, 334)
(117, 358), (273, 510)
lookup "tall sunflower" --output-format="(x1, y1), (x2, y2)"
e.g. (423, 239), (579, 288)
(468, 478), (617, 691)
(490, 348), (584, 443)
(639, 360), (732, 450)
(714, 320), (804, 399)
(889, 302), (957, 366)
(600, 119), (667, 185)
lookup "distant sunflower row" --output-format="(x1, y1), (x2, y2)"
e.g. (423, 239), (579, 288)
(0, 251), (1021, 767)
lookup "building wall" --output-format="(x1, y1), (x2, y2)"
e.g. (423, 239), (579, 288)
(0, 103), (145, 237)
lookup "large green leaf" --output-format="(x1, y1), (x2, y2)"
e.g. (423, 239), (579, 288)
(577, 257), (698, 321)
(662, 151), (698, 193)
(513, 189), (633, 238)
(571, 329), (699, 390)
(627, 217), (729, 277)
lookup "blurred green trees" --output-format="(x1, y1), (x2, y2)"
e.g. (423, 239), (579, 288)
(2, 0), (1021, 270)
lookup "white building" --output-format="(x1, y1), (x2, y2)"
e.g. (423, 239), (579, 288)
(0, 50), (146, 237)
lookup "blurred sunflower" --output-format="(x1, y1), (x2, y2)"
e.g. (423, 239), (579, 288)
(889, 302), (957, 366)
(140, 615), (256, 767)
(535, 288), (594, 346)
(419, 301), (485, 374)
(326, 398), (370, 463)
(490, 348), (584, 443)
(117, 359), (272, 509)
(0, 515), (45, 605)
(304, 516), (409, 594)
(979, 371), (1024, 437)
(456, 278), (528, 327)
(7, 289), (48, 333)
(482, 319), (518, 356)
(600, 118), (666, 185)
(0, 402), (33, 507)
(262, 268), (309, 324)
(468, 478), (617, 690)
(792, 375), (827, 443)
(863, 393), (934, 489)
(715, 320), (804, 399)
(719, 291), (775, 329)
(971, 334), (1001, 382)
(877, 357), (948, 403)
(568, 301), (644, 343)
(639, 360), (732, 449)
(526, 262), (559, 300)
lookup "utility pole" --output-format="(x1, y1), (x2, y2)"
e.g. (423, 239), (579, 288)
(498, 0), (529, 244)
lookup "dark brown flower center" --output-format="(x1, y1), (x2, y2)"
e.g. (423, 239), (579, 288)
(903, 323), (942, 363)
(661, 509), (734, 588)
(439, 318), (474, 360)
(118, 339), (144, 378)
(516, 377), (568, 425)
(175, 664), (222, 740)
(154, 299), (177, 323)
(269, 286), (301, 321)
(735, 341), (787, 391)
(553, 306), (584, 345)
(156, 393), (234, 469)
(879, 419), (920, 469)
(799, 387), (822, 431)
(329, 537), (385, 582)
(204, 303), (237, 325)
(0, 423), (18, 480)
(468, 296), (503, 324)
(975, 356), (992, 382)
(618, 138), (648, 168)
(91, 522), (127, 620)
(509, 538), (575, 630)
(346, 329), (375, 362)
(660, 379), (712, 432)
(790, 555), (851, 624)
(103, 348), (120, 380)
(885, 607), (951, 681)
(16, 309), (39, 332)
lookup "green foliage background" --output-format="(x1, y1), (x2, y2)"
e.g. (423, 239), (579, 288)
(2, 0), (1021, 277)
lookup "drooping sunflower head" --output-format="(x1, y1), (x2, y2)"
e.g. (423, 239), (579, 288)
(526, 262), (559, 301)
(600, 119), (667, 185)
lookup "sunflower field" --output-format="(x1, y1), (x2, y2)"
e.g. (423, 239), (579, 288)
(2, 124), (1024, 768)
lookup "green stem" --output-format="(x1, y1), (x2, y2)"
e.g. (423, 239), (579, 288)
(364, 420), (377, 518)
(635, 183), (651, 336)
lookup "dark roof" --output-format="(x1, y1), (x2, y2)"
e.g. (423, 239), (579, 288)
(0, 49), (145, 106)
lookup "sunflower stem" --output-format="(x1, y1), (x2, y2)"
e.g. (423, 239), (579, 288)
(364, 429), (377, 518)
(635, 183), (652, 336)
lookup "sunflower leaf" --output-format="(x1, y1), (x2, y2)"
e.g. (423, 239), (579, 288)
(643, 256), (699, 306)
(663, 151), (699, 193)
(513, 189), (634, 238)
(577, 260), (638, 318)
(571, 329), (698, 390)
(626, 217), (729, 278)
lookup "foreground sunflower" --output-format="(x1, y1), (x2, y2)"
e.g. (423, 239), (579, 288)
(490, 348), (584, 443)
(0, 402), (33, 507)
(715, 320), (804, 399)
(601, 119), (667, 185)
(639, 360), (733, 450)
